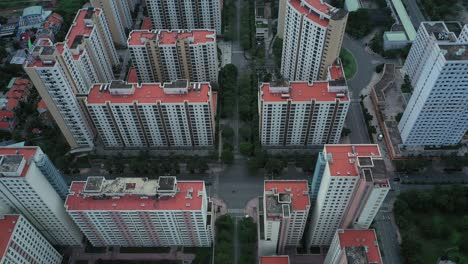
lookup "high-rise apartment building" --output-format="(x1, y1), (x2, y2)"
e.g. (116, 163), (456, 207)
(0, 215), (63, 264)
(259, 62), (349, 147)
(24, 7), (120, 150)
(128, 29), (218, 83)
(90, 0), (133, 46)
(307, 145), (389, 248)
(0, 147), (83, 246)
(324, 229), (383, 264)
(399, 21), (468, 146)
(260, 256), (290, 264)
(146, 0), (221, 34)
(279, 0), (348, 81)
(86, 80), (216, 149)
(258, 181), (310, 256)
(65, 176), (214, 247)
(24, 39), (95, 150)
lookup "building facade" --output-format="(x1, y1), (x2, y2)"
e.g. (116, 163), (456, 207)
(307, 145), (389, 248)
(146, 0), (221, 34)
(258, 181), (310, 256)
(260, 256), (290, 264)
(86, 80), (216, 149)
(324, 229), (383, 264)
(24, 8), (120, 150)
(279, 0), (348, 81)
(24, 39), (95, 150)
(259, 62), (349, 147)
(128, 29), (218, 83)
(65, 176), (214, 247)
(399, 21), (468, 146)
(0, 147), (83, 246)
(0, 215), (63, 264)
(90, 0), (133, 46)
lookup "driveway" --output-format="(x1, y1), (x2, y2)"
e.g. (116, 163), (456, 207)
(343, 34), (385, 99)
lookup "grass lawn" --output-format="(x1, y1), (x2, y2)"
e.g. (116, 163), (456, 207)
(339, 48), (357, 79)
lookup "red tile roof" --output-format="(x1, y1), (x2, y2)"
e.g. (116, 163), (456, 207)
(0, 110), (15, 119)
(338, 229), (383, 264)
(37, 99), (48, 111)
(0, 147), (38, 177)
(0, 215), (19, 259)
(324, 145), (381, 177)
(260, 81), (349, 103)
(0, 122), (11, 130)
(264, 181), (310, 211)
(260, 256), (290, 264)
(5, 99), (18, 111)
(126, 67), (138, 83)
(65, 181), (205, 211)
(87, 82), (211, 104)
(141, 17), (151, 30)
(289, 0), (329, 27)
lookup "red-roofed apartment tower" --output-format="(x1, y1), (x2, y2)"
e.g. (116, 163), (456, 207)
(258, 180), (310, 256)
(278, 0), (348, 81)
(65, 176), (214, 247)
(259, 62), (349, 146)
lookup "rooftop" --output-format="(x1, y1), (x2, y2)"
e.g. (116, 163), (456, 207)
(128, 29), (216, 46)
(260, 256), (290, 264)
(0, 147), (38, 177)
(65, 8), (101, 57)
(141, 17), (152, 30)
(127, 67), (138, 83)
(289, 0), (329, 27)
(0, 215), (19, 260)
(87, 81), (212, 104)
(439, 44), (468, 60)
(324, 144), (382, 177)
(264, 181), (310, 215)
(260, 81), (348, 103)
(66, 177), (205, 211)
(338, 229), (382, 264)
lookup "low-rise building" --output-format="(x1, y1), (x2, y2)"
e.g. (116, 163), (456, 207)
(86, 80), (216, 149)
(259, 62), (349, 147)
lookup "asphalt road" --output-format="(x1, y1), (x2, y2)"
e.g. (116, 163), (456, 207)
(342, 34), (385, 99)
(401, 0), (426, 28)
(345, 101), (371, 144)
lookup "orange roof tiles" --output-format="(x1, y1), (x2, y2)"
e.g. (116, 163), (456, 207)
(264, 181), (310, 211)
(324, 145), (381, 176)
(338, 229), (383, 264)
(261, 82), (348, 103)
(65, 181), (205, 211)
(289, 0), (329, 27)
(87, 83), (211, 104)
(0, 147), (38, 177)
(260, 256), (290, 264)
(0, 215), (19, 259)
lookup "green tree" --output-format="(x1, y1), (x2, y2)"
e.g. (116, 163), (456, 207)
(240, 142), (253, 156)
(221, 149), (234, 165)
(222, 126), (234, 140)
(346, 9), (372, 39)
